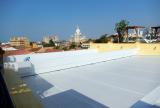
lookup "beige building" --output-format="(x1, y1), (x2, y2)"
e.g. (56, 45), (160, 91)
(10, 37), (30, 48)
(42, 36), (59, 43)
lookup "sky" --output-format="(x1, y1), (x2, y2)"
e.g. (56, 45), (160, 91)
(0, 0), (160, 42)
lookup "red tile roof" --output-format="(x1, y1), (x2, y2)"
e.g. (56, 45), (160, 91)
(4, 49), (32, 56)
(36, 48), (63, 53)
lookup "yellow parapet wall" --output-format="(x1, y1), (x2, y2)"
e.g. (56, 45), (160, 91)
(138, 43), (160, 55)
(90, 43), (160, 55)
(90, 43), (137, 52)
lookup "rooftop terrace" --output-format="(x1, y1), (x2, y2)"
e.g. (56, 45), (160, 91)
(3, 48), (160, 108)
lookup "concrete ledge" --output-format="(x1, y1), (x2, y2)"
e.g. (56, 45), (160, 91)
(4, 49), (137, 77)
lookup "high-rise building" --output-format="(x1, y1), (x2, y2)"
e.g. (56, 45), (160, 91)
(70, 26), (87, 43)
(10, 37), (30, 48)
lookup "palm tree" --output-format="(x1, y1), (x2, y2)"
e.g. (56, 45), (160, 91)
(115, 20), (129, 43)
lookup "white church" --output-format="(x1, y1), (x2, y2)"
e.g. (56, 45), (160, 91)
(69, 26), (87, 44)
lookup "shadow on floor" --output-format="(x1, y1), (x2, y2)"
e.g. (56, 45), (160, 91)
(130, 100), (160, 108)
(35, 89), (109, 108)
(15, 62), (109, 108)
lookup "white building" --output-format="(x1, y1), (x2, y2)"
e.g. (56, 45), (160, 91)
(128, 30), (143, 38)
(70, 26), (87, 43)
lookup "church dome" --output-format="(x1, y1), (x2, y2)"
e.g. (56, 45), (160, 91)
(75, 26), (81, 35)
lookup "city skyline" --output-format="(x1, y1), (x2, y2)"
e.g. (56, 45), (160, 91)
(0, 0), (160, 42)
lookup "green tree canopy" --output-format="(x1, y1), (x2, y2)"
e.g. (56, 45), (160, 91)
(49, 39), (55, 46)
(115, 20), (129, 42)
(95, 34), (108, 43)
(42, 39), (55, 47)
(69, 42), (76, 49)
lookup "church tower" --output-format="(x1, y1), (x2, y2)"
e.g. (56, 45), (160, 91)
(70, 26), (87, 44)
(74, 26), (81, 43)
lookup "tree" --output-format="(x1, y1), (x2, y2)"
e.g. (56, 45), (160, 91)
(42, 39), (55, 47)
(49, 39), (55, 47)
(115, 20), (129, 43)
(69, 42), (76, 49)
(85, 38), (94, 43)
(95, 34), (108, 43)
